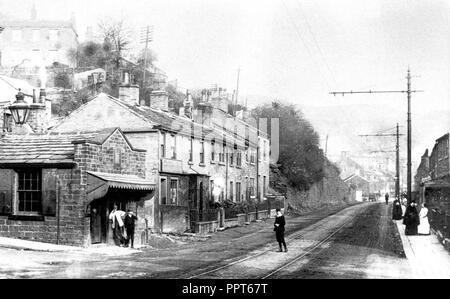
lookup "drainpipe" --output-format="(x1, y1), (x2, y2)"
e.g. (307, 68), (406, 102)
(56, 178), (61, 245)
(256, 132), (260, 219)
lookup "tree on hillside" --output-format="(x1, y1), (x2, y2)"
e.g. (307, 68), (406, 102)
(166, 84), (185, 113)
(252, 101), (325, 190)
(67, 40), (115, 69)
(98, 18), (131, 68)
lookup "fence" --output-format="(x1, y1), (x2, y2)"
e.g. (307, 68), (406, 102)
(224, 207), (240, 219)
(189, 208), (218, 223)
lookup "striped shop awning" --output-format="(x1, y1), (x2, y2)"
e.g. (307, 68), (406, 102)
(87, 171), (156, 191)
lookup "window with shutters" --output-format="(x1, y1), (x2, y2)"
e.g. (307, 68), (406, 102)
(17, 169), (42, 214)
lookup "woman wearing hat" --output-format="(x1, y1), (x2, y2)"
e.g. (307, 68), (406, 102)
(274, 208), (288, 252)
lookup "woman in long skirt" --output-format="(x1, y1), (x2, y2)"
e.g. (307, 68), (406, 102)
(392, 198), (403, 220)
(418, 203), (430, 235)
(403, 201), (419, 235)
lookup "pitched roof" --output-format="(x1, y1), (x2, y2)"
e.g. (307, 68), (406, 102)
(0, 134), (84, 166)
(0, 128), (140, 166)
(52, 93), (258, 148)
(1, 19), (74, 29)
(343, 173), (369, 183)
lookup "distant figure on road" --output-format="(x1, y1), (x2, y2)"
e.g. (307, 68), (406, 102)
(274, 208), (287, 252)
(385, 193), (389, 205)
(124, 209), (138, 248)
(403, 201), (419, 235)
(418, 203), (430, 235)
(392, 198), (403, 220)
(109, 203), (126, 246)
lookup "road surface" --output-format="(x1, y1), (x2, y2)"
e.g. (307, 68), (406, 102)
(0, 202), (411, 278)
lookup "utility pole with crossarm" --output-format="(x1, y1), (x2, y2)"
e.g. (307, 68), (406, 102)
(331, 69), (423, 205)
(358, 124), (404, 200)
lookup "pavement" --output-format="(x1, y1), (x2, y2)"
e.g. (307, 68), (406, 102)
(394, 219), (450, 278)
(0, 236), (142, 256)
(0, 236), (82, 252)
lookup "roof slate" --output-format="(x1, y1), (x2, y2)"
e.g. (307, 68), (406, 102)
(0, 128), (132, 166)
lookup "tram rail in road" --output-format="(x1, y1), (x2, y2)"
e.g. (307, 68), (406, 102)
(186, 204), (368, 279)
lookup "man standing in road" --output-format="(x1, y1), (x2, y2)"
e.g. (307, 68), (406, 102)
(385, 193), (389, 205)
(274, 208), (288, 252)
(124, 209), (138, 248)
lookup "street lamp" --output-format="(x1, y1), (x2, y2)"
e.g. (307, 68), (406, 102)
(8, 90), (31, 125)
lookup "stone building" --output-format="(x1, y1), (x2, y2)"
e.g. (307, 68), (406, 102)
(343, 173), (370, 201)
(0, 128), (155, 246)
(0, 7), (78, 67)
(415, 133), (450, 247)
(50, 84), (271, 234)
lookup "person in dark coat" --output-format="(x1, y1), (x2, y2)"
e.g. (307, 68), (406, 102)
(274, 208), (287, 252)
(392, 198), (403, 220)
(385, 193), (389, 205)
(124, 209), (138, 248)
(403, 201), (419, 235)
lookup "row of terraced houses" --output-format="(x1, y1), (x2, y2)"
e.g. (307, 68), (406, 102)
(0, 78), (283, 247)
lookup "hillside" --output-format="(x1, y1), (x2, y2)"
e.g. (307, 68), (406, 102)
(270, 160), (355, 215)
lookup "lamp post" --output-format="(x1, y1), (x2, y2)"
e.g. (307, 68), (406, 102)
(8, 90), (31, 125)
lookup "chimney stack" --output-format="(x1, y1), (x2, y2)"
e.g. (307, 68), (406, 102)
(32, 89), (37, 103)
(118, 71), (140, 105)
(149, 90), (169, 111)
(22, 88), (51, 134)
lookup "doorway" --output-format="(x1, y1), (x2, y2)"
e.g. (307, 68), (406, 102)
(88, 188), (147, 245)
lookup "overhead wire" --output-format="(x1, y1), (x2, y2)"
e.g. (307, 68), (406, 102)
(294, 0), (338, 87)
(279, 0), (332, 91)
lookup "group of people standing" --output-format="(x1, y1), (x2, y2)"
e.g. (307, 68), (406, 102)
(392, 198), (430, 236)
(109, 204), (138, 248)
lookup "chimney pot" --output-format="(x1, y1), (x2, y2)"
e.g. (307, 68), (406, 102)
(39, 88), (46, 103)
(33, 89), (38, 103)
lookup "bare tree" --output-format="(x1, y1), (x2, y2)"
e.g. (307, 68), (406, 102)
(97, 18), (132, 67)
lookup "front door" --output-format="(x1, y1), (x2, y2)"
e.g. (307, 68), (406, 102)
(90, 200), (107, 244)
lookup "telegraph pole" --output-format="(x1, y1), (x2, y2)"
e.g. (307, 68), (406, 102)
(331, 69), (423, 204)
(358, 126), (404, 200)
(234, 68), (241, 116)
(406, 70), (412, 205)
(140, 25), (153, 92)
(396, 123), (400, 201)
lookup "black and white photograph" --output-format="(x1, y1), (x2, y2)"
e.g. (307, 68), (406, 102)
(0, 0), (449, 285)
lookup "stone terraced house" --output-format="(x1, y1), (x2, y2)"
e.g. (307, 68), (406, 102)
(0, 128), (154, 247)
(50, 84), (271, 237)
(0, 78), (273, 246)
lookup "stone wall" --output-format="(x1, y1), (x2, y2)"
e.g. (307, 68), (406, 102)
(271, 161), (353, 213)
(0, 129), (149, 246)
(0, 168), (86, 246)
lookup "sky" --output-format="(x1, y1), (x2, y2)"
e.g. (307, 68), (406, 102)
(0, 0), (449, 165)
